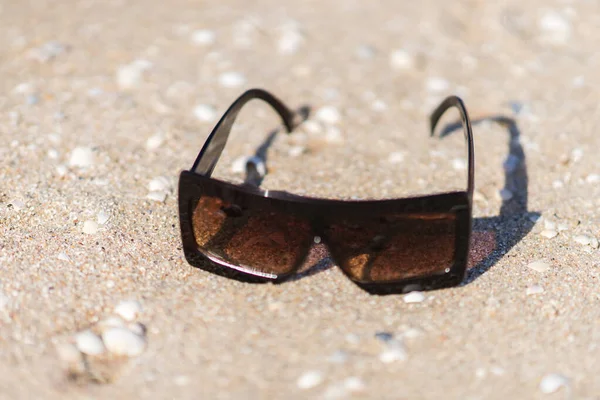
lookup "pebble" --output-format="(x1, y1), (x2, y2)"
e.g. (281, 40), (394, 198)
(147, 191), (167, 202)
(102, 327), (146, 356)
(539, 373), (569, 394)
(426, 77), (450, 93)
(571, 148), (583, 163)
(193, 104), (217, 122)
(356, 44), (376, 60)
(28, 41), (67, 63)
(503, 154), (520, 173)
(288, 145), (305, 157)
(499, 188), (513, 201)
(146, 132), (165, 150)
(538, 11), (571, 45)
(388, 152), (405, 164)
(375, 332), (394, 343)
(230, 156), (249, 174)
(379, 340), (407, 363)
(82, 220), (99, 235)
(97, 210), (110, 225)
(573, 235), (599, 249)
(315, 106), (341, 125)
(557, 222), (569, 232)
(403, 291), (425, 303)
(543, 220), (556, 230)
(69, 147), (95, 168)
(343, 377), (366, 393)
(328, 350), (349, 364)
(114, 300), (142, 321)
(57, 253), (70, 261)
(526, 285), (544, 295)
(452, 158), (467, 170)
(148, 177), (171, 192)
(389, 49), (414, 70)
(9, 200), (25, 211)
(190, 29), (216, 46)
(540, 229), (558, 239)
(218, 72), (246, 88)
(297, 370), (324, 389)
(371, 99), (387, 112)
(527, 260), (551, 273)
(585, 174), (600, 184)
(278, 24), (304, 54)
(116, 59), (152, 90)
(74, 330), (106, 356)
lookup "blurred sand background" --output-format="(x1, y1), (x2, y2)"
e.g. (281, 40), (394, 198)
(1, 0), (599, 398)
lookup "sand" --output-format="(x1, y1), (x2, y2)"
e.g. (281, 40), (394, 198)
(1, 0), (599, 398)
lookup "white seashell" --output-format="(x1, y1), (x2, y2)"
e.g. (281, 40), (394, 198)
(315, 106), (341, 125)
(526, 285), (544, 295)
(218, 72), (246, 88)
(146, 132), (165, 150)
(116, 60), (152, 90)
(147, 191), (167, 202)
(97, 210), (110, 225)
(190, 29), (216, 46)
(82, 220), (99, 235)
(539, 373), (569, 394)
(389, 49), (414, 70)
(74, 330), (106, 356)
(102, 327), (146, 356)
(540, 229), (557, 239)
(379, 340), (407, 363)
(148, 176), (171, 192)
(193, 104), (217, 122)
(426, 77), (450, 93)
(403, 291), (425, 303)
(388, 152), (405, 164)
(114, 300), (142, 321)
(69, 147), (95, 168)
(297, 370), (323, 389)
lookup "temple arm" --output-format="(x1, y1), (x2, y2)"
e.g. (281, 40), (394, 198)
(430, 95), (475, 202)
(192, 89), (300, 176)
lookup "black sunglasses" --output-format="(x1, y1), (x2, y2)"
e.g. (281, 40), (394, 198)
(178, 89), (474, 293)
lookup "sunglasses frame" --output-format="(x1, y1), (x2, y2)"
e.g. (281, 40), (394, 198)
(178, 89), (474, 293)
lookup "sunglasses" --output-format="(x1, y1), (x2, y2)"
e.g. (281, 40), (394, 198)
(178, 89), (474, 293)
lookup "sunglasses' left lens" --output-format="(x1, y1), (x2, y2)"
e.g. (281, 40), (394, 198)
(191, 195), (312, 278)
(325, 212), (457, 283)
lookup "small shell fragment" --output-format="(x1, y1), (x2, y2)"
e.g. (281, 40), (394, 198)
(527, 260), (550, 273)
(297, 370), (324, 389)
(539, 373), (569, 394)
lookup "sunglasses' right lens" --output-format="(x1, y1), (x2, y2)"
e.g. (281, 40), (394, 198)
(325, 213), (457, 283)
(191, 196), (312, 277)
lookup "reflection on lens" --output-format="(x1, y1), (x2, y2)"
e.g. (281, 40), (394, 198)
(191, 196), (312, 276)
(325, 213), (456, 282)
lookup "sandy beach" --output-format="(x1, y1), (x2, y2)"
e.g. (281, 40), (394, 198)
(1, 0), (599, 398)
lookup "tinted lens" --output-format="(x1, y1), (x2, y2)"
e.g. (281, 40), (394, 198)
(191, 196), (312, 277)
(325, 213), (456, 283)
